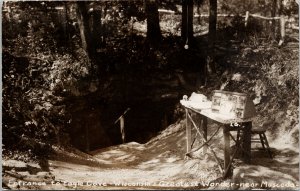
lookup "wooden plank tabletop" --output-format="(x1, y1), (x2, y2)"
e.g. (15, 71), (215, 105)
(181, 101), (254, 124)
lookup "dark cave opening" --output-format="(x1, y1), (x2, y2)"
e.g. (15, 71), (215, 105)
(68, 97), (179, 152)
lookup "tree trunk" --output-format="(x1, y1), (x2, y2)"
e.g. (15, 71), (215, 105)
(271, 0), (277, 39)
(76, 2), (94, 59)
(91, 9), (102, 50)
(209, 0), (217, 47)
(145, 0), (161, 46)
(196, 0), (201, 24)
(196, 0), (204, 24)
(208, 0), (217, 74)
(181, 0), (193, 46)
(278, 0), (285, 46)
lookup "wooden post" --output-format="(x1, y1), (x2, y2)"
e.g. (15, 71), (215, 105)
(242, 122), (252, 163)
(223, 126), (231, 178)
(279, 15), (286, 46)
(202, 117), (208, 154)
(181, 0), (194, 46)
(245, 11), (249, 27)
(278, 0), (285, 46)
(120, 116), (125, 143)
(186, 109), (192, 153)
(115, 108), (130, 144)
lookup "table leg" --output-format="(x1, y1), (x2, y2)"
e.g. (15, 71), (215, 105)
(202, 117), (208, 154)
(223, 126), (231, 178)
(242, 122), (252, 163)
(186, 109), (192, 153)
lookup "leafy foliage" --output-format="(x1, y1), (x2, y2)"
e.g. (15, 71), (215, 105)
(223, 39), (299, 143)
(2, 2), (92, 151)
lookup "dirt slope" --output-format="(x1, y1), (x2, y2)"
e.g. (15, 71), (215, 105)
(3, 120), (299, 190)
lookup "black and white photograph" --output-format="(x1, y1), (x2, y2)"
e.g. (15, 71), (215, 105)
(2, 0), (299, 190)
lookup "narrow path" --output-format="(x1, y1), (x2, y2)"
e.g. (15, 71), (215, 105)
(3, 122), (299, 190)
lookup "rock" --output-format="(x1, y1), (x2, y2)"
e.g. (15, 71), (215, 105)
(3, 160), (27, 170)
(253, 96), (261, 105)
(18, 171), (31, 177)
(4, 170), (25, 179)
(231, 73), (243, 82)
(27, 162), (41, 169)
(36, 172), (54, 180)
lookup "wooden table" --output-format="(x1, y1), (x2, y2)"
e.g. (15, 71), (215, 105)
(181, 103), (254, 178)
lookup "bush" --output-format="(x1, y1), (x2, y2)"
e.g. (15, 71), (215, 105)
(2, 2), (93, 152)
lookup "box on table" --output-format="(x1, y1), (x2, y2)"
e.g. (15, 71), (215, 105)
(211, 90), (256, 119)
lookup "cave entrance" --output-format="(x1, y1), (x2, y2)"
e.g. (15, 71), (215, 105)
(68, 98), (179, 152)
